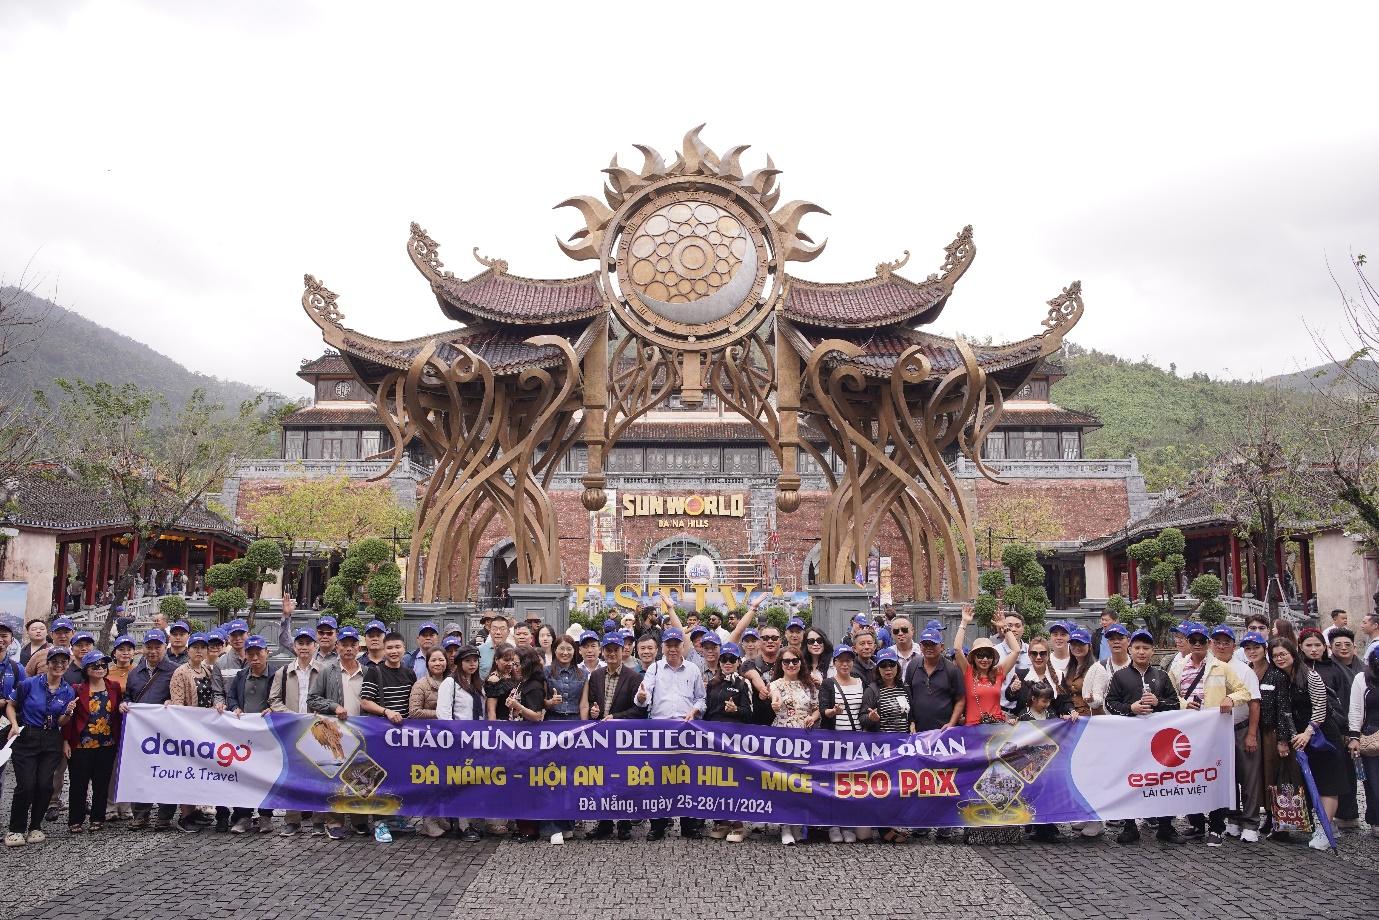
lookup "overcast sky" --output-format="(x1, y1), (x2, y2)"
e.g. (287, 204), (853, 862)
(3, 0), (1377, 398)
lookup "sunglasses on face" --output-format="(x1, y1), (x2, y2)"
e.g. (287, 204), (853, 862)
(1030, 651), (1048, 658)
(807, 638), (825, 645)
(893, 627), (910, 634)
(87, 663), (107, 669)
(1188, 637), (1208, 644)
(761, 635), (780, 641)
(781, 658), (801, 665)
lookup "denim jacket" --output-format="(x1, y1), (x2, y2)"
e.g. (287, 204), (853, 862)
(545, 663), (585, 717)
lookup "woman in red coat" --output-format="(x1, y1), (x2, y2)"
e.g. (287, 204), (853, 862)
(62, 650), (123, 832)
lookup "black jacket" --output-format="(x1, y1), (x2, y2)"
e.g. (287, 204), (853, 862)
(1104, 664), (1180, 716)
(704, 673), (754, 722)
(1005, 666), (1072, 718)
(583, 665), (645, 720)
(818, 677), (867, 731)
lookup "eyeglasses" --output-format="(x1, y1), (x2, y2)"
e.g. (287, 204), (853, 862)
(1029, 651), (1048, 658)
(807, 638), (825, 645)
(761, 635), (781, 641)
(781, 658), (801, 665)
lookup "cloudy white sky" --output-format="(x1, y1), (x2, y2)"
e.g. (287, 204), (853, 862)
(2, 0), (1376, 398)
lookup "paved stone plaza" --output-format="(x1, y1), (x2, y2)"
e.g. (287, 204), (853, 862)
(2, 789), (1375, 920)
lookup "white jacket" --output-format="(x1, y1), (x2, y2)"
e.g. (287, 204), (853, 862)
(436, 676), (481, 721)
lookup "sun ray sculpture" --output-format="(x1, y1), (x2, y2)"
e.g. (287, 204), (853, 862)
(300, 126), (1083, 606)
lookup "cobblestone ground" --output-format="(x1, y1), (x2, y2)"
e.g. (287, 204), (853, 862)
(2, 785), (1376, 920)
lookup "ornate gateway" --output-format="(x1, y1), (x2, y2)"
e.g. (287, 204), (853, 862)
(301, 127), (1083, 606)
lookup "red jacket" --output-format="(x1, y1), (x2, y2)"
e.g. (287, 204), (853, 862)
(62, 680), (124, 748)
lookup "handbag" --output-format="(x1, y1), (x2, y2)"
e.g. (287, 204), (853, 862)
(1359, 684), (1379, 756)
(1267, 755), (1313, 834)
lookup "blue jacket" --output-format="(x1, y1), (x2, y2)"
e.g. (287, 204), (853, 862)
(12, 674), (77, 730)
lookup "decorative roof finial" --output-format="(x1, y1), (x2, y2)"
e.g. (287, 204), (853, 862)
(876, 250), (911, 280)
(472, 247), (508, 275)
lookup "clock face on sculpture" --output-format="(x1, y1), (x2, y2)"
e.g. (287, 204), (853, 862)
(605, 182), (777, 351)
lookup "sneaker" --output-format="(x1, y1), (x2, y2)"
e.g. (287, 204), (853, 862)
(173, 816), (200, 834)
(827, 827), (843, 843)
(1116, 824), (1141, 845)
(616, 826), (632, 841)
(781, 827), (796, 846)
(1182, 827), (1206, 840)
(257, 818), (274, 834)
(841, 829), (857, 844)
(549, 832), (564, 846)
(326, 825), (349, 840)
(1308, 829), (1330, 851)
(229, 818), (252, 834)
(152, 820), (172, 832)
(1206, 832), (1224, 847)
(26, 829), (47, 844)
(374, 823), (393, 843)
(1240, 828), (1259, 843)
(128, 816), (148, 831)
(4, 832), (26, 847)
(1156, 827), (1185, 845)
(189, 811), (212, 826)
(1224, 822), (1241, 837)
(352, 822), (370, 836)
(44, 807), (60, 822)
(279, 823), (302, 837)
(461, 828), (482, 843)
(726, 829), (746, 843)
(707, 824), (730, 839)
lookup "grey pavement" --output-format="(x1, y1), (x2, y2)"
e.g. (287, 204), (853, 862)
(2, 785), (1376, 919)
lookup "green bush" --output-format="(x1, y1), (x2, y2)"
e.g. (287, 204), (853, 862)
(209, 587), (248, 622)
(1105, 594), (1132, 618)
(1129, 527), (1187, 643)
(158, 595), (188, 617)
(1189, 573), (1228, 627)
(204, 563), (239, 591)
(978, 569), (1007, 596)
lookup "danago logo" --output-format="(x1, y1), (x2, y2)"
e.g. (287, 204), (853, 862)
(1127, 728), (1217, 789)
(142, 732), (252, 768)
(1150, 728), (1191, 767)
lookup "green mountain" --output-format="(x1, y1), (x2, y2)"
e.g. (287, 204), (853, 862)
(0, 286), (268, 412)
(1052, 344), (1315, 492)
(1263, 359), (1379, 395)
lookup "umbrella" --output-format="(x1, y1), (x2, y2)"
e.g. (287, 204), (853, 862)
(1294, 745), (1338, 853)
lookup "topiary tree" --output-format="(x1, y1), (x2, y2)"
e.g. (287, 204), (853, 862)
(209, 586), (248, 623)
(1127, 526), (1187, 643)
(998, 544), (1049, 636)
(1105, 593), (1132, 621)
(1189, 573), (1228, 627)
(972, 568), (1008, 629)
(158, 595), (188, 619)
(322, 537), (403, 626)
(203, 540), (284, 632)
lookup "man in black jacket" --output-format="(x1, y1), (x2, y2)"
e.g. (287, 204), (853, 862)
(1105, 629), (1183, 845)
(582, 633), (645, 841)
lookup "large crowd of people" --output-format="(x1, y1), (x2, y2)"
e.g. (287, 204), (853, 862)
(3, 604), (1377, 849)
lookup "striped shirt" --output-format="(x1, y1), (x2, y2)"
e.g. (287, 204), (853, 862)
(361, 663), (415, 717)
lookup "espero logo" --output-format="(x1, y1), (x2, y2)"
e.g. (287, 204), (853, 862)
(1127, 728), (1217, 788)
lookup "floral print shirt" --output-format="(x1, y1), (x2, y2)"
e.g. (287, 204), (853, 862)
(77, 689), (115, 749)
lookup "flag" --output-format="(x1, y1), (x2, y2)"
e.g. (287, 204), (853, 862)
(854, 565), (866, 587)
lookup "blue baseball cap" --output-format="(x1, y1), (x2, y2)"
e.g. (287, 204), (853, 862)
(244, 635), (269, 651)
(338, 626), (360, 642)
(142, 628), (167, 645)
(417, 621), (439, 635)
(1129, 629), (1155, 645)
(293, 628), (316, 643)
(600, 632), (625, 649)
(169, 620), (191, 634)
(786, 616), (806, 630)
(699, 631), (721, 647)
(364, 620), (387, 635)
(52, 617), (75, 631)
(1184, 623), (1209, 640)
(72, 631), (95, 645)
(1070, 627), (1092, 644)
(1104, 623), (1130, 638)
(442, 636), (462, 649)
(227, 619), (249, 634)
(1240, 631), (1267, 646)
(113, 634), (135, 650)
(832, 645), (856, 660)
(720, 642), (743, 659)
(45, 645), (72, 661)
(1169, 622), (1187, 635)
(1048, 621), (1070, 634)
(578, 630), (599, 644)
(875, 647), (900, 664)
(208, 628), (227, 644)
(1209, 625), (1236, 641)
(316, 615), (338, 630)
(80, 650), (110, 669)
(188, 632), (209, 646)
(662, 627), (685, 644)
(603, 618), (619, 633)
(743, 628), (760, 640)
(924, 619), (944, 632)
(918, 629), (942, 645)
(852, 614), (870, 625)
(689, 625), (708, 638)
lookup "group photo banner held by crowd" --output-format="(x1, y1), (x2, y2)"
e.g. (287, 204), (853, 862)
(114, 705), (1235, 828)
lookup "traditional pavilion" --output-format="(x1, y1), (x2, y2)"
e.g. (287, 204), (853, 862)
(299, 127), (1084, 629)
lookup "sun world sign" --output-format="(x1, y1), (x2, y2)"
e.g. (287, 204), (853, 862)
(622, 494), (746, 528)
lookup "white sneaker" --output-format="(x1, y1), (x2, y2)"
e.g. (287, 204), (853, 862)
(827, 827), (843, 843)
(842, 829), (857, 843)
(4, 832), (25, 847)
(1224, 822), (1240, 837)
(781, 827), (795, 846)
(1308, 829), (1330, 850)
(725, 828), (746, 843)
(549, 832), (564, 846)
(707, 824), (730, 839)
(1240, 828), (1259, 843)
(26, 829), (47, 844)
